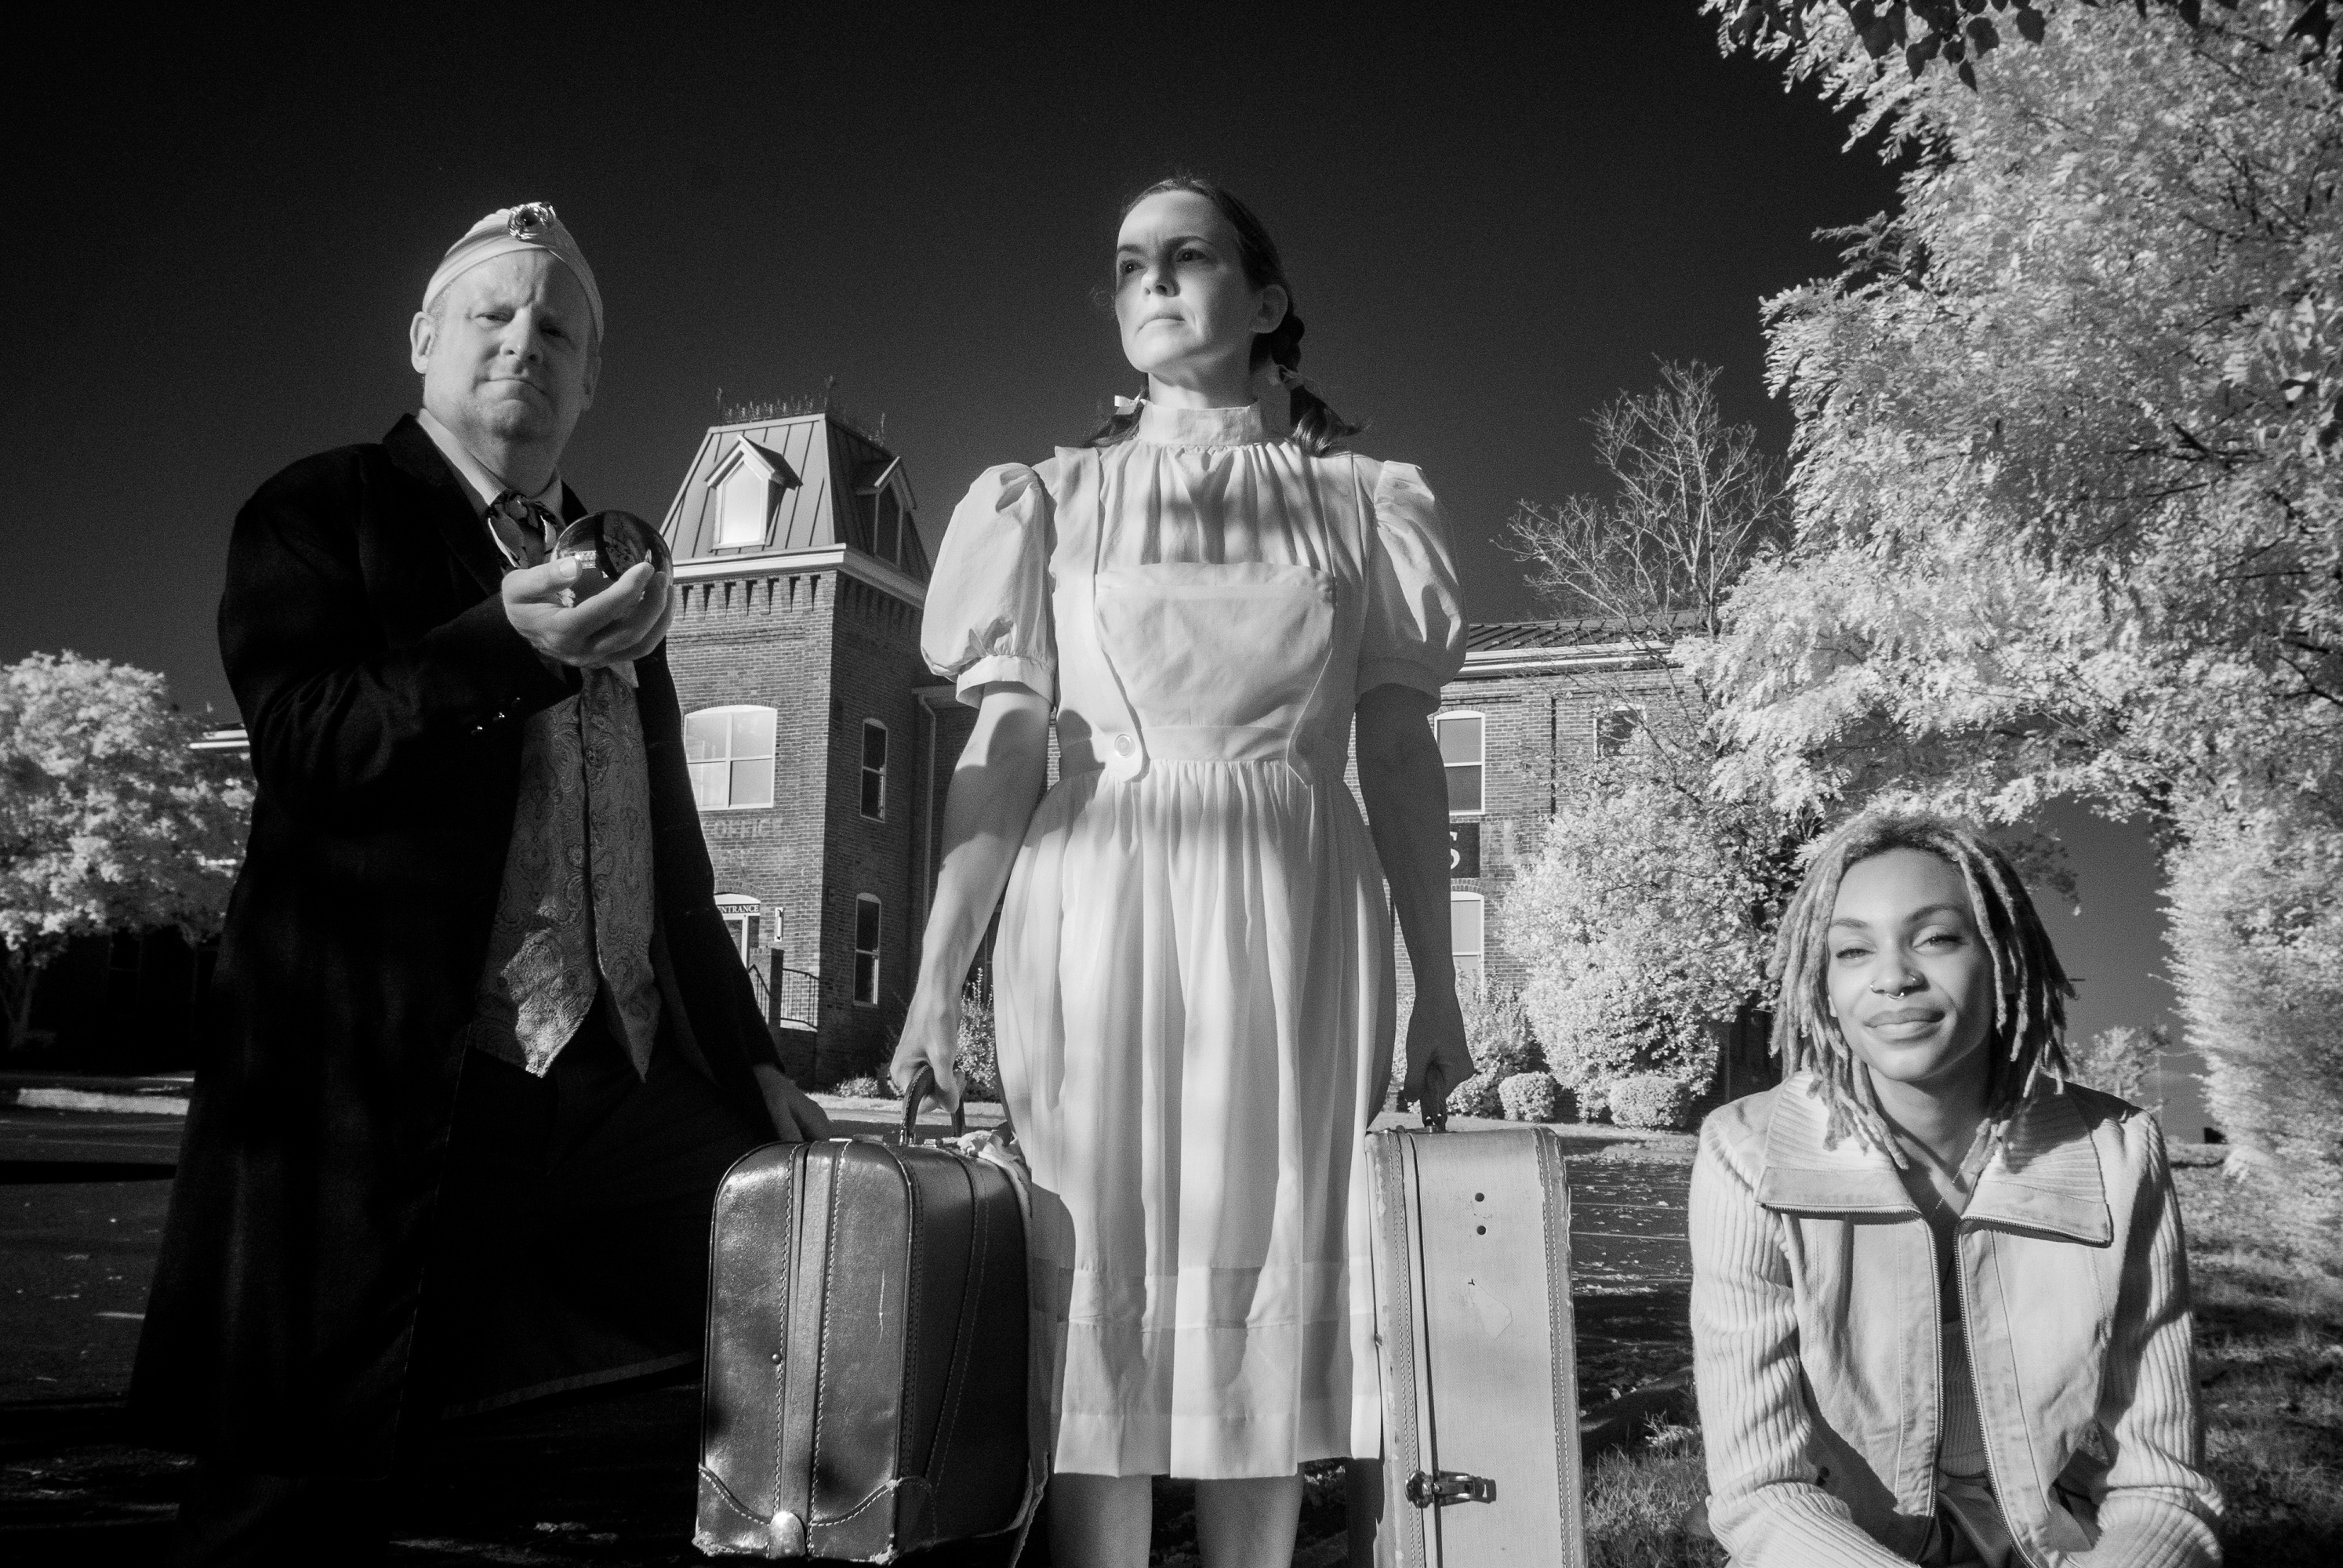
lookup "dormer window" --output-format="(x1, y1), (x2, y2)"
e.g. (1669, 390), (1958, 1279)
(854, 456), (911, 568)
(708, 437), (800, 550)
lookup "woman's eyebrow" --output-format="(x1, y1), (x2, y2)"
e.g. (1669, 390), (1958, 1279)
(1117, 234), (1212, 255)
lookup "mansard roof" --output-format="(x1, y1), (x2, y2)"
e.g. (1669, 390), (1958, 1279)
(659, 409), (931, 583)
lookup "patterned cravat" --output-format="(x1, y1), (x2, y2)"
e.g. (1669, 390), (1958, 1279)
(471, 670), (663, 1078)
(468, 485), (663, 1080)
(488, 489), (558, 568)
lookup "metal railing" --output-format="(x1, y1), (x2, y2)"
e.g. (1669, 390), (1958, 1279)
(768, 964), (819, 1030)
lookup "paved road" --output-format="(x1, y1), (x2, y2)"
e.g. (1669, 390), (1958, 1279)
(0, 1108), (1693, 1564)
(0, 1111), (181, 1406)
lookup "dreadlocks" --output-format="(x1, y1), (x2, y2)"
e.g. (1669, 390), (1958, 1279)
(1770, 810), (2075, 1158)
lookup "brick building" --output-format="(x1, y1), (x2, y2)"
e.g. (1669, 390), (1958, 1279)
(656, 405), (972, 1083)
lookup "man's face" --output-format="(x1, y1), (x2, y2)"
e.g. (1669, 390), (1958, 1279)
(409, 250), (598, 458)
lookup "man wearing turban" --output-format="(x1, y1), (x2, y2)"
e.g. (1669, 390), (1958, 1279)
(132, 205), (828, 1565)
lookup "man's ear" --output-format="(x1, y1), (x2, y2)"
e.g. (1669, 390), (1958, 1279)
(409, 310), (437, 374)
(580, 347), (602, 410)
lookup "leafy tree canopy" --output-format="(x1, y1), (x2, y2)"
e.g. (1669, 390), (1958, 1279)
(0, 652), (249, 1044)
(1690, 0), (2343, 833)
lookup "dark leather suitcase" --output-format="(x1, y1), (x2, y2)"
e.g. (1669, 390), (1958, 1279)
(696, 1072), (1037, 1562)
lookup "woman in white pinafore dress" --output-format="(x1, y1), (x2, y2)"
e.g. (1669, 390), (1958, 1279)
(892, 178), (1473, 1568)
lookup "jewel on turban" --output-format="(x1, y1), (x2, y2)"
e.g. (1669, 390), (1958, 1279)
(423, 202), (604, 344)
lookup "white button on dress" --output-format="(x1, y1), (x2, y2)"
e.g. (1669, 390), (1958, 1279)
(921, 400), (1466, 1479)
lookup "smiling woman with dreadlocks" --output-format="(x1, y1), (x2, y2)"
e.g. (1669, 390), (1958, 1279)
(1689, 811), (2222, 1567)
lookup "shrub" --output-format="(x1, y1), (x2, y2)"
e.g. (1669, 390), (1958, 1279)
(1500, 1071), (1566, 1123)
(1610, 1074), (1694, 1131)
(1444, 1069), (1505, 1120)
(1463, 983), (1544, 1079)
(2067, 1024), (2163, 1106)
(953, 985), (1003, 1104)
(833, 1074), (889, 1100)
(2169, 803), (2343, 1272)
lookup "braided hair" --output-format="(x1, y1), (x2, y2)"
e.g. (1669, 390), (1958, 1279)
(1086, 176), (1364, 457)
(1771, 810), (2075, 1159)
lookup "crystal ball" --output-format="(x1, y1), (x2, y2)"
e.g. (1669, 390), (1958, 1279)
(551, 510), (672, 601)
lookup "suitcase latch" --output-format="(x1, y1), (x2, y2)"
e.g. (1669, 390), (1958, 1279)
(1406, 1469), (1496, 1508)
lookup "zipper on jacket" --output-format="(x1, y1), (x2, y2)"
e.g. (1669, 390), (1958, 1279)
(1923, 1218), (1942, 1525)
(1954, 1223), (2036, 1568)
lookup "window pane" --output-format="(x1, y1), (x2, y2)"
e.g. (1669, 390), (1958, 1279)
(1597, 707), (1643, 757)
(861, 771), (884, 818)
(1446, 764), (1483, 815)
(855, 953), (880, 1006)
(863, 722), (887, 770)
(718, 469), (765, 546)
(855, 897), (881, 950)
(1437, 715), (1483, 768)
(684, 710), (726, 764)
(730, 757), (773, 808)
(690, 760), (729, 810)
(732, 708), (776, 760)
(1450, 895), (1484, 957)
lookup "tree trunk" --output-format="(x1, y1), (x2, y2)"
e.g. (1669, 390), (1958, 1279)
(0, 944), (44, 1053)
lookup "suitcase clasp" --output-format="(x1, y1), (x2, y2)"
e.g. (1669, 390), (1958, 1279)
(1405, 1469), (1496, 1508)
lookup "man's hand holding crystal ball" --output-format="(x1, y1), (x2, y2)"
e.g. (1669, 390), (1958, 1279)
(503, 555), (672, 669)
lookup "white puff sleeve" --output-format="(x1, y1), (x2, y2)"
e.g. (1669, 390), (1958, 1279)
(921, 463), (1057, 707)
(1357, 459), (1467, 698)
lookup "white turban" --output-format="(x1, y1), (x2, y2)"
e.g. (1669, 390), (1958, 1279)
(423, 202), (604, 343)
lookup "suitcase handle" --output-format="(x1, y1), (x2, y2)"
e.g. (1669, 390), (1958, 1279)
(1420, 1062), (1451, 1134)
(900, 1062), (968, 1144)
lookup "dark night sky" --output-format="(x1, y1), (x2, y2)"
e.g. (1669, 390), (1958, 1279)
(0, 1), (2198, 1123)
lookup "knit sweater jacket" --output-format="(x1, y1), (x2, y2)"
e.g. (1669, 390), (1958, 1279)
(1689, 1075), (2222, 1567)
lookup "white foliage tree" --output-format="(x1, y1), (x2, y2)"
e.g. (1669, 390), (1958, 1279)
(1698, 0), (2343, 1252)
(0, 652), (249, 1050)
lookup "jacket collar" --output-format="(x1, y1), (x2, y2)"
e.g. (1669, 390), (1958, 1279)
(383, 414), (585, 597)
(1757, 1073), (2112, 1245)
(386, 413), (507, 597)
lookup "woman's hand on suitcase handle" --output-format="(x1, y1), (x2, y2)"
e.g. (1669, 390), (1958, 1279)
(1403, 984), (1475, 1115)
(890, 991), (963, 1112)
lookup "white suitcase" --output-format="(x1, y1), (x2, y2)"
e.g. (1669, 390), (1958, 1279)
(1357, 1098), (1586, 1566)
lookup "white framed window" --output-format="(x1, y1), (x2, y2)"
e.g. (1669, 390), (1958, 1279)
(715, 462), (769, 546)
(685, 706), (776, 809)
(1434, 711), (1485, 815)
(853, 895), (882, 1006)
(1595, 704), (1646, 759)
(715, 894), (761, 964)
(860, 720), (888, 821)
(709, 437), (798, 549)
(1450, 891), (1485, 995)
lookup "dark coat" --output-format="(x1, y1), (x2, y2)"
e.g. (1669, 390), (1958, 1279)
(131, 415), (779, 1474)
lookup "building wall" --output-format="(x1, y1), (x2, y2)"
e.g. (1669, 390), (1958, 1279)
(663, 568), (839, 1049)
(817, 575), (935, 1078)
(1392, 660), (1685, 1017)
